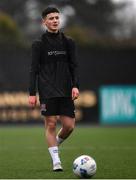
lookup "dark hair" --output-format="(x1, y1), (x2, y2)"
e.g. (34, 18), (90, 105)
(42, 6), (60, 18)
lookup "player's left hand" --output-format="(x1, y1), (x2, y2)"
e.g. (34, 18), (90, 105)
(72, 87), (79, 100)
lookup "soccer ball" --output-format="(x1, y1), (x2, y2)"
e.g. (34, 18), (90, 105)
(73, 155), (97, 178)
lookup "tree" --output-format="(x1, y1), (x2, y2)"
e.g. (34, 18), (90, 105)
(0, 0), (129, 40)
(0, 12), (21, 44)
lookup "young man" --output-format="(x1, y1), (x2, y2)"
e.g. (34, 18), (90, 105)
(28, 6), (79, 171)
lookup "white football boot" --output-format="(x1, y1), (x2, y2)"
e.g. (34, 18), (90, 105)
(53, 162), (63, 171)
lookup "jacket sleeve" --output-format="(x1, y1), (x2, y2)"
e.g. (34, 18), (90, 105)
(29, 40), (41, 96)
(67, 38), (79, 89)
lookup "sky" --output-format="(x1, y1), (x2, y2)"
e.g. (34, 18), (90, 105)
(113, 0), (135, 4)
(87, 0), (136, 38)
(112, 0), (136, 18)
(112, 0), (136, 38)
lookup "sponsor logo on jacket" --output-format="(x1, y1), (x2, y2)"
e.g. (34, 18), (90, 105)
(48, 51), (66, 56)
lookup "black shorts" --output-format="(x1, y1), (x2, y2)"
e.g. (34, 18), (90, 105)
(40, 97), (75, 118)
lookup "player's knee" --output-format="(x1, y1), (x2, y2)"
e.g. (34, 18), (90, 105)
(47, 122), (56, 131)
(70, 123), (75, 132)
(65, 123), (75, 133)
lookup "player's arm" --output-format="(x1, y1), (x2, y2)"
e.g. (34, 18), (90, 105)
(68, 39), (79, 100)
(28, 40), (41, 107)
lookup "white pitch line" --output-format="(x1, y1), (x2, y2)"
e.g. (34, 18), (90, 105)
(0, 146), (136, 151)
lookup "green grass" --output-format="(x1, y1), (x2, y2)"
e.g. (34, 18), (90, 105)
(0, 125), (136, 179)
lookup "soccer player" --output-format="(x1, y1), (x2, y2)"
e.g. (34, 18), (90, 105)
(28, 6), (79, 171)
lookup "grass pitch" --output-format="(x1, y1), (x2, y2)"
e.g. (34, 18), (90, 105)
(0, 125), (136, 179)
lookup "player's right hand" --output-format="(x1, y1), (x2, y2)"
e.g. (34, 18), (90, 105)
(28, 96), (37, 108)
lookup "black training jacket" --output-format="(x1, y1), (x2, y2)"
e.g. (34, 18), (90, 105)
(29, 31), (79, 103)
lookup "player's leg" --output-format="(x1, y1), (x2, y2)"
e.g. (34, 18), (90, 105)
(56, 115), (75, 145)
(44, 115), (63, 171)
(45, 115), (57, 147)
(56, 97), (75, 145)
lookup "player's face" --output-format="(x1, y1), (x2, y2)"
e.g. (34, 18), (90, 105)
(43, 12), (60, 33)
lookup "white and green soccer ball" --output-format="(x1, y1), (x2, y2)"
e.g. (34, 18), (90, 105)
(73, 155), (97, 178)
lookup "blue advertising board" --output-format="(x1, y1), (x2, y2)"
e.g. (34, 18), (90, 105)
(100, 86), (136, 124)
